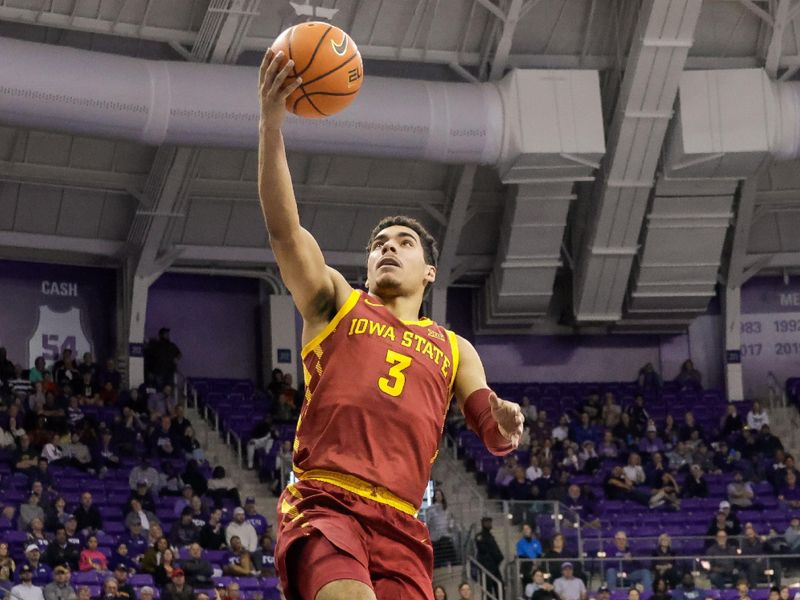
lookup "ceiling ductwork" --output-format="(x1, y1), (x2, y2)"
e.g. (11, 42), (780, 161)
(618, 69), (799, 331)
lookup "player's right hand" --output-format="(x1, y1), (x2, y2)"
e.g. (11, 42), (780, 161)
(259, 49), (302, 131)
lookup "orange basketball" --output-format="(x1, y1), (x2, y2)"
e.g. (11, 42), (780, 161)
(270, 22), (364, 119)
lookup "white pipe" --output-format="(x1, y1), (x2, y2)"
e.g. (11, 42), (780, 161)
(771, 80), (800, 161)
(0, 37), (502, 165)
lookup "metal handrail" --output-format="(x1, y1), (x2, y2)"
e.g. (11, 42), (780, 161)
(467, 556), (505, 600)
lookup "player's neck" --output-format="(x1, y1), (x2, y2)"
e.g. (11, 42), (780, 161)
(372, 292), (424, 322)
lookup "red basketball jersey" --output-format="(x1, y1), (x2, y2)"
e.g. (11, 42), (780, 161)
(293, 289), (459, 513)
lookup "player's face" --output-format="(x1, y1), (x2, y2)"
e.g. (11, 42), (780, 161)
(366, 225), (435, 297)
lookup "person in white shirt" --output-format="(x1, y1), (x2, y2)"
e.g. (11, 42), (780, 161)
(552, 416), (570, 444)
(554, 562), (587, 600)
(525, 456), (543, 482)
(225, 507), (258, 552)
(10, 564), (45, 600)
(747, 402), (769, 431)
(622, 453), (646, 486)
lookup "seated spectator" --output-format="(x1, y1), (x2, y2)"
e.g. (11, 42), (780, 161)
(177, 427), (203, 463)
(222, 536), (253, 576)
(554, 562), (586, 600)
(525, 456), (543, 482)
(679, 413), (703, 443)
(652, 578), (672, 600)
(740, 523), (765, 585)
(713, 441), (740, 473)
(140, 537), (172, 576)
(161, 568), (193, 600)
(128, 482), (156, 514)
(640, 424), (665, 455)
(602, 393), (622, 429)
(563, 485), (598, 527)
(43, 527), (79, 571)
(11, 564), (44, 600)
(784, 515), (800, 552)
(612, 413), (637, 448)
(623, 453), (646, 486)
(581, 393), (601, 423)
(509, 466), (535, 500)
(426, 489), (455, 569)
(675, 359), (702, 391)
(124, 499), (158, 533)
(78, 536), (106, 573)
(98, 359), (121, 391)
(661, 414), (679, 449)
(727, 471), (755, 508)
(245, 418), (276, 470)
(93, 432), (119, 473)
(605, 530), (652, 590)
(542, 534), (581, 582)
(604, 466), (649, 506)
(18, 545), (52, 586)
(27, 517), (49, 552)
(253, 534), (275, 578)
(552, 415), (570, 446)
(0, 542), (16, 582)
(149, 416), (177, 458)
(187, 496), (209, 528)
(179, 543), (212, 588)
(111, 565), (134, 599)
(646, 452), (668, 486)
(721, 404), (745, 438)
(121, 519), (148, 561)
(207, 466), (241, 508)
(625, 395), (650, 437)
(172, 485), (195, 517)
(153, 548), (177, 587)
(524, 569), (558, 600)
(75, 587), (90, 600)
(579, 441), (600, 474)
(718, 500), (742, 534)
(757, 425), (784, 457)
(169, 508), (200, 548)
(199, 508), (226, 550)
(516, 522), (542, 584)
(571, 413), (597, 446)
(243, 497), (268, 537)
(181, 460), (207, 497)
(225, 508), (257, 553)
(108, 544), (135, 573)
(20, 493), (45, 533)
(705, 530), (739, 588)
(638, 363), (662, 394)
(673, 573), (705, 600)
(43, 565), (76, 600)
(652, 533), (679, 588)
(520, 396), (537, 423)
(529, 411), (549, 443)
(598, 430), (620, 459)
(649, 472), (681, 510)
(746, 402), (769, 431)
(683, 464), (709, 498)
(73, 493), (102, 536)
(217, 581), (242, 600)
(147, 385), (177, 420)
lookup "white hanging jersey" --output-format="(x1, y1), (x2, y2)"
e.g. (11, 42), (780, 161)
(28, 306), (92, 366)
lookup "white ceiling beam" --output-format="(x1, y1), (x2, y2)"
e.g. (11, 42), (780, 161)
(0, 159), (145, 194)
(0, 231), (125, 256)
(766, 0), (793, 77)
(489, 0), (523, 80)
(175, 243), (367, 267)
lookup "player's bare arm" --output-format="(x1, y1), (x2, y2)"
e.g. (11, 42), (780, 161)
(454, 335), (524, 450)
(257, 49), (352, 337)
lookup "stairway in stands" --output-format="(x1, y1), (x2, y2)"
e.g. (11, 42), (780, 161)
(186, 402), (279, 515)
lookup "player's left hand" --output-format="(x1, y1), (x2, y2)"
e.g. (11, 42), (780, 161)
(489, 392), (524, 448)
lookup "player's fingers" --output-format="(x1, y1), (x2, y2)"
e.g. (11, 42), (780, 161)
(488, 393), (501, 410)
(268, 59), (295, 98)
(278, 77), (303, 102)
(262, 51), (285, 89)
(259, 49), (274, 86)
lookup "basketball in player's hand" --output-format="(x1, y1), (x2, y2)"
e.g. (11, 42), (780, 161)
(270, 22), (363, 119)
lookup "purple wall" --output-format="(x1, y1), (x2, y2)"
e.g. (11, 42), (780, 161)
(0, 260), (115, 368)
(145, 273), (260, 380)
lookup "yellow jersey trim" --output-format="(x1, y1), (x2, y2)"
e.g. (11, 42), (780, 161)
(300, 289), (361, 359)
(401, 317), (433, 327)
(447, 330), (460, 390)
(296, 468), (418, 517)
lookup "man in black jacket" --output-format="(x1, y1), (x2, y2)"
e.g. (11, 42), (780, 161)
(476, 517), (504, 596)
(179, 543), (213, 588)
(73, 492), (102, 535)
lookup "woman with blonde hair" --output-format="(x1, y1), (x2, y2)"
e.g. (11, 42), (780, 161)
(651, 533), (678, 587)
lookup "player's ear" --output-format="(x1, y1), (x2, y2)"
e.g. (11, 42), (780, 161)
(425, 265), (436, 285)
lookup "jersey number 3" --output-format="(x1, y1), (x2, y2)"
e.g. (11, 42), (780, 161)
(378, 349), (412, 397)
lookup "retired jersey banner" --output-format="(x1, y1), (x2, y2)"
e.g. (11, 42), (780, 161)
(0, 260), (115, 369)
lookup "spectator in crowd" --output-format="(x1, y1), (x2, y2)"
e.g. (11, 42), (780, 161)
(740, 522), (765, 585)
(161, 568), (193, 600)
(475, 517), (503, 597)
(20, 492), (45, 532)
(683, 464), (709, 498)
(169, 508), (200, 548)
(779, 470), (800, 509)
(109, 543), (135, 573)
(199, 508), (226, 550)
(747, 402), (769, 431)
(516, 522), (542, 584)
(718, 501), (742, 535)
(783, 515), (800, 552)
(554, 562), (586, 600)
(673, 573), (705, 600)
(758, 425), (784, 457)
(243, 497), (268, 537)
(179, 543), (212, 588)
(19, 545), (52, 586)
(456, 582), (471, 600)
(121, 519), (149, 561)
(128, 459), (159, 493)
(651, 533), (679, 588)
(721, 404), (744, 438)
(433, 585), (447, 600)
(602, 394), (622, 429)
(675, 360), (702, 390)
(111, 564), (135, 599)
(562, 484), (598, 526)
(221, 536), (253, 577)
(705, 530), (739, 588)
(140, 538), (171, 576)
(651, 578), (672, 600)
(124, 500), (157, 534)
(78, 536), (107, 573)
(73, 493), (101, 535)
(245, 418), (276, 470)
(145, 328), (181, 388)
(598, 430), (620, 459)
(153, 548), (177, 587)
(625, 396), (650, 437)
(44, 527), (80, 571)
(0, 542), (16, 582)
(727, 471), (755, 508)
(128, 482), (157, 515)
(524, 569), (558, 600)
(253, 534), (275, 578)
(638, 363), (662, 394)
(604, 466), (649, 506)
(649, 471), (681, 511)
(640, 424), (665, 456)
(225, 507), (257, 553)
(605, 530), (652, 590)
(10, 564), (45, 600)
(426, 489), (456, 568)
(207, 467), (241, 508)
(43, 565), (76, 600)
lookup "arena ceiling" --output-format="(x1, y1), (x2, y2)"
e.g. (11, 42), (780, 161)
(0, 0), (800, 334)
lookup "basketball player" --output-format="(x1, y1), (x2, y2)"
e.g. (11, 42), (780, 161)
(258, 49), (524, 600)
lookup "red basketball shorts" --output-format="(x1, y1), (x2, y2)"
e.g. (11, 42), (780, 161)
(274, 479), (434, 600)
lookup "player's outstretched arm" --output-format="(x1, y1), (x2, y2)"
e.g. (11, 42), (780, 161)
(258, 49), (351, 323)
(453, 335), (524, 454)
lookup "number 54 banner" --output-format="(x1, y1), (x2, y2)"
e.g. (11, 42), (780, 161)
(28, 306), (92, 366)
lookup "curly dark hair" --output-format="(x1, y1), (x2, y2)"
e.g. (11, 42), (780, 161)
(366, 216), (439, 267)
